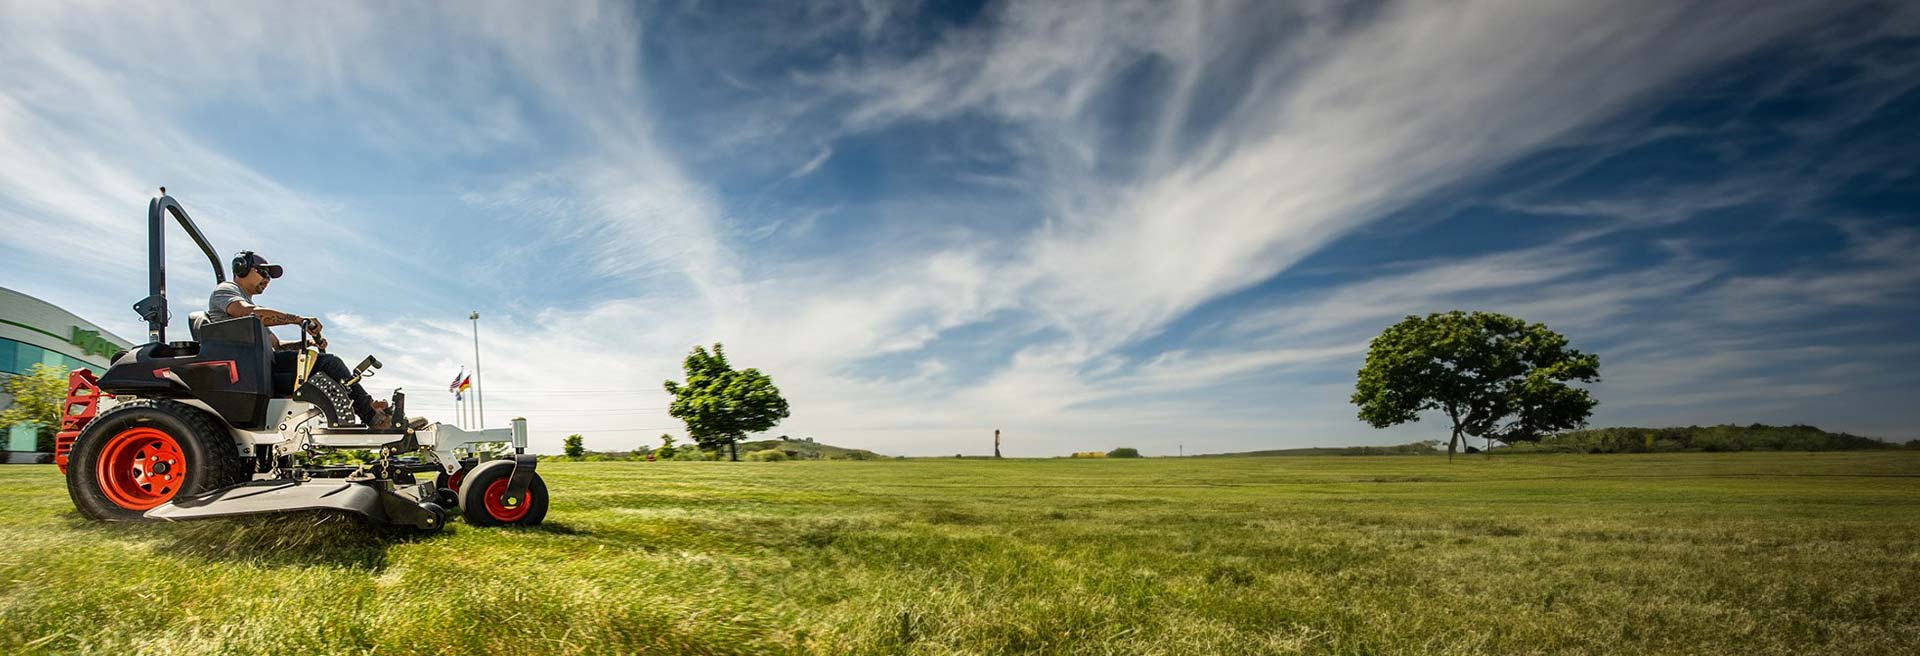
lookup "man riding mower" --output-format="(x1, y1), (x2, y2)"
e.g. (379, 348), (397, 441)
(208, 249), (422, 430)
(53, 191), (549, 530)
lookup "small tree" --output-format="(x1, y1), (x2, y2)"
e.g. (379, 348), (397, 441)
(1107, 447), (1142, 458)
(0, 363), (69, 452)
(564, 434), (586, 459)
(657, 433), (678, 459)
(1352, 311), (1599, 461)
(663, 343), (791, 461)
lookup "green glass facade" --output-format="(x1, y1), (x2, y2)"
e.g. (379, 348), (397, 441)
(0, 337), (94, 377)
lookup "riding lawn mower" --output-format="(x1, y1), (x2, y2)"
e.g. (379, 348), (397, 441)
(52, 192), (547, 531)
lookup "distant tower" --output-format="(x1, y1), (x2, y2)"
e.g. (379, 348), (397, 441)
(994, 429), (1002, 459)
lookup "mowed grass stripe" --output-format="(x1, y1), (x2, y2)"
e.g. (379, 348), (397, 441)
(1, 452), (1916, 655)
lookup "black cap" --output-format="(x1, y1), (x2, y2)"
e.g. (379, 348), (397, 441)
(234, 251), (284, 279)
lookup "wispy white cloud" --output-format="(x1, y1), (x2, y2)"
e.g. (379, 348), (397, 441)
(2, 0), (1914, 456)
(788, 147), (835, 179)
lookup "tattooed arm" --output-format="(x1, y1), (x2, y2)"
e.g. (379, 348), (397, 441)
(222, 299), (312, 329)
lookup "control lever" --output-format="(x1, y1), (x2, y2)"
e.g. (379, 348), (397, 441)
(345, 355), (382, 386)
(299, 318), (324, 352)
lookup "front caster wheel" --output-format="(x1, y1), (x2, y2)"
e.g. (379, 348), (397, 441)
(458, 465), (547, 527)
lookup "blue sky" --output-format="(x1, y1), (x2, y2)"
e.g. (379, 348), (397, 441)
(2, 1), (1916, 455)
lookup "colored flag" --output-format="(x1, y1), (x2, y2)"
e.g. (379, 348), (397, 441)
(457, 374), (473, 393)
(448, 368), (466, 394)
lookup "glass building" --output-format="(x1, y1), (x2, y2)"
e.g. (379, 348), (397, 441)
(1, 287), (132, 463)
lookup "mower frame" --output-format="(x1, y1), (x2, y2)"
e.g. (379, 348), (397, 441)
(56, 193), (545, 530)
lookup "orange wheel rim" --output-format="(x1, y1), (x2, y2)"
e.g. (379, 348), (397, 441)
(95, 427), (188, 511)
(483, 478), (532, 522)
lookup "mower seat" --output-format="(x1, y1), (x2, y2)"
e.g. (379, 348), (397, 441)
(187, 311), (210, 342)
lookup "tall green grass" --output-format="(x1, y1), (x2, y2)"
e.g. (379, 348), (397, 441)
(1, 452), (1916, 655)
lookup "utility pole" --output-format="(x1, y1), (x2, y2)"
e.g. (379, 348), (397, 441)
(470, 311), (485, 427)
(1179, 444), (1184, 457)
(994, 429), (1002, 459)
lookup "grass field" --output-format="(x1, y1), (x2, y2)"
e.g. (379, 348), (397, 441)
(2, 452), (1917, 655)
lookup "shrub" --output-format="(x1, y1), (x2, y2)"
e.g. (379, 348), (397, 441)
(673, 447), (710, 461)
(746, 449), (788, 462)
(1107, 447), (1142, 458)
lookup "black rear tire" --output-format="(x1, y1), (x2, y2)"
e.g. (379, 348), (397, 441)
(66, 400), (251, 522)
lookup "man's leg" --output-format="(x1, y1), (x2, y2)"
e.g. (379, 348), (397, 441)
(313, 353), (377, 425)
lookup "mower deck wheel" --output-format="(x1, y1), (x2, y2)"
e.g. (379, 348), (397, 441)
(418, 501), (448, 532)
(434, 468), (469, 509)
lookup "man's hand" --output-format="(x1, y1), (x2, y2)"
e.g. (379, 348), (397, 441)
(302, 317), (324, 334)
(313, 334), (328, 350)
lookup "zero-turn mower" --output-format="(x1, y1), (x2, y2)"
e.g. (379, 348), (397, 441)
(53, 192), (547, 531)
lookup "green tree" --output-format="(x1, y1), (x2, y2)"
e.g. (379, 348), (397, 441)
(315, 449), (378, 465)
(663, 343), (791, 461)
(657, 433), (678, 459)
(1106, 447), (1142, 458)
(474, 441), (509, 460)
(1352, 311), (1599, 461)
(564, 434), (585, 459)
(0, 363), (69, 453)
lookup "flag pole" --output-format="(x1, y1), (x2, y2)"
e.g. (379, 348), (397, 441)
(470, 311), (486, 428)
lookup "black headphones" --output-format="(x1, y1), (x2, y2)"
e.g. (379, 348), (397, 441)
(233, 250), (259, 279)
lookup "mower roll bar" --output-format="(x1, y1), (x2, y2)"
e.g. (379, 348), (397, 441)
(134, 190), (224, 344)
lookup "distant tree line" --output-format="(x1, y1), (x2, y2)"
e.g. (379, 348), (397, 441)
(1512, 424), (1912, 454)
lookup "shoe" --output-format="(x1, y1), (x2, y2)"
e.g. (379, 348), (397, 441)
(366, 400), (393, 427)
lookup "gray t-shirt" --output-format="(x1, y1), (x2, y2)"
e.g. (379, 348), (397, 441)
(207, 281), (251, 322)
